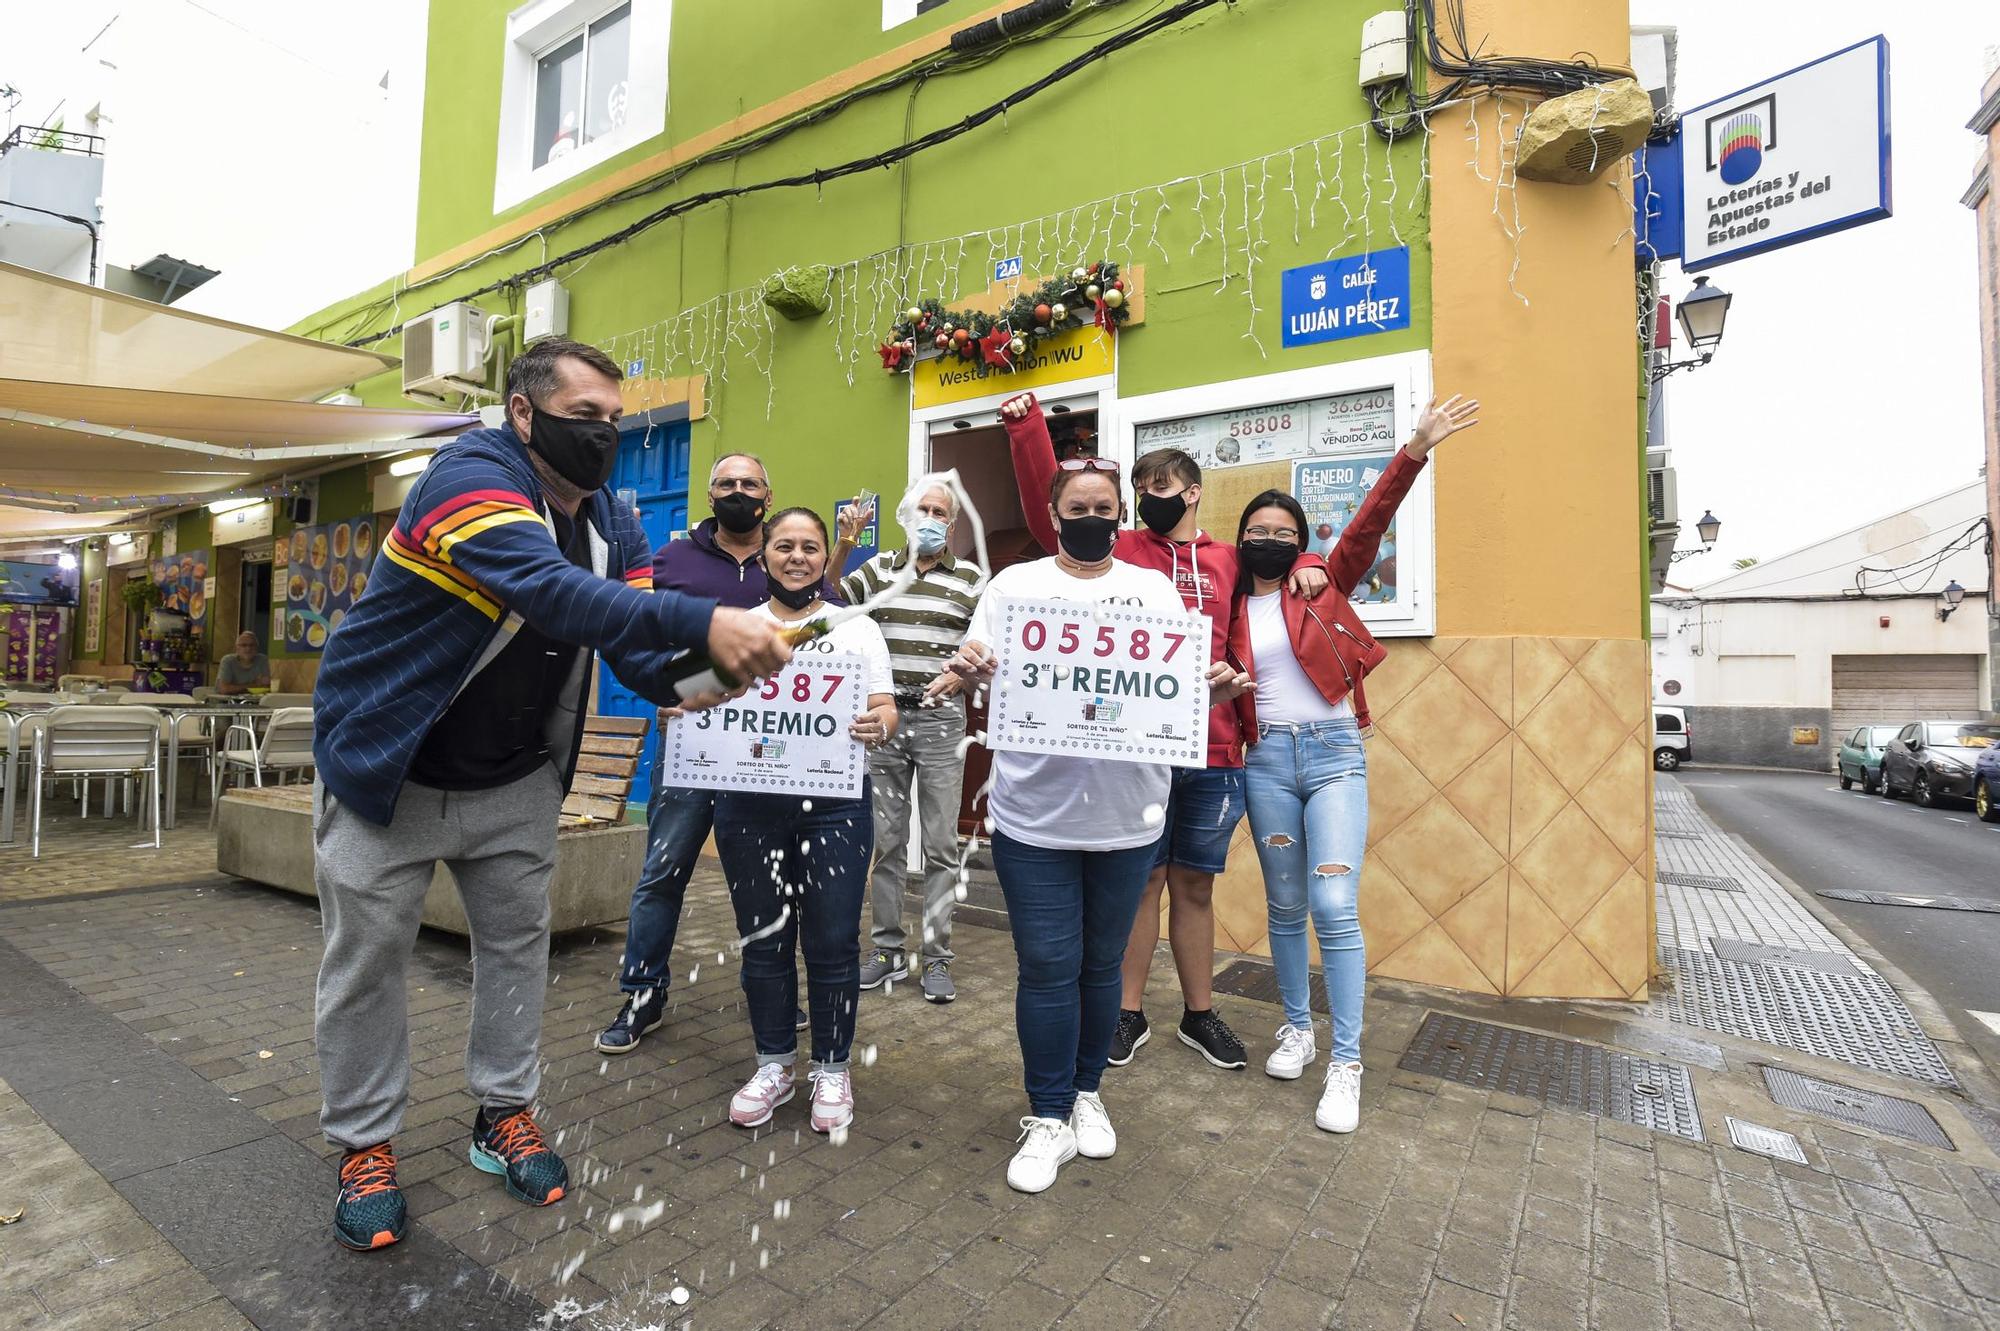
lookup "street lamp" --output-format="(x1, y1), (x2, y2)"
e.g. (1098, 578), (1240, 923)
(1937, 579), (1966, 622)
(1650, 277), (1733, 383)
(1669, 510), (1720, 563)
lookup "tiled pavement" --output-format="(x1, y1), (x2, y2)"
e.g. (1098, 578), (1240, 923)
(5, 795), (2000, 1327)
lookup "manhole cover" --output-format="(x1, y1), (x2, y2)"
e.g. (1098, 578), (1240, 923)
(1659, 871), (1743, 891)
(1762, 1066), (1954, 1150)
(1399, 1013), (1704, 1141)
(1211, 959), (1326, 1015)
(1651, 947), (1957, 1088)
(1709, 938), (1863, 977)
(1726, 1116), (1808, 1164)
(1818, 890), (2000, 915)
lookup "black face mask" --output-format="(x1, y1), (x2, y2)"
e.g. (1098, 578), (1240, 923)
(525, 407), (618, 492)
(713, 491), (767, 535)
(1136, 489), (1190, 537)
(1240, 538), (1301, 582)
(766, 572), (820, 611)
(1056, 514), (1119, 564)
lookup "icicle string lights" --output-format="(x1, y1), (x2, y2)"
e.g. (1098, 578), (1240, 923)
(596, 93), (1633, 422)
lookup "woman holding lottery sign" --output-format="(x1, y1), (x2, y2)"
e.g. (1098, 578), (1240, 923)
(947, 461), (1251, 1195)
(715, 508), (897, 1137)
(1229, 393), (1479, 1136)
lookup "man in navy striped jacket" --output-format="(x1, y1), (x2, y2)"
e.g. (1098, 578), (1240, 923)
(310, 337), (789, 1253)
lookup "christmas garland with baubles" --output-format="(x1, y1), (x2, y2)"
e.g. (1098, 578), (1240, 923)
(876, 260), (1130, 375)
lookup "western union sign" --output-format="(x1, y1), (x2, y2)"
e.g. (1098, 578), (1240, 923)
(911, 326), (1115, 409)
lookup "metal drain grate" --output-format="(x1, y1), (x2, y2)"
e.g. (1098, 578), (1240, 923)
(1212, 959), (1327, 1015)
(1398, 1013), (1704, 1141)
(1762, 1066), (1954, 1150)
(1658, 871), (1744, 891)
(1726, 1117), (1808, 1165)
(1818, 890), (2000, 915)
(1657, 830), (1703, 840)
(1709, 938), (1863, 977)
(1652, 948), (1957, 1088)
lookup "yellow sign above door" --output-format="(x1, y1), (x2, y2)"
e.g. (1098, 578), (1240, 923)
(911, 326), (1114, 410)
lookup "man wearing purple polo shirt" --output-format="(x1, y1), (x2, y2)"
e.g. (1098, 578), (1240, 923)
(596, 452), (778, 1053)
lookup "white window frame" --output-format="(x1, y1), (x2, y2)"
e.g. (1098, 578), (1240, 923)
(1115, 350), (1437, 637)
(494, 0), (670, 213)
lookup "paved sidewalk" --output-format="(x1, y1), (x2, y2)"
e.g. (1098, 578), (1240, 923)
(4, 791), (2000, 1328)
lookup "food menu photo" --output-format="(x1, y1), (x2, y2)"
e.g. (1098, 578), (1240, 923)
(284, 517), (376, 654)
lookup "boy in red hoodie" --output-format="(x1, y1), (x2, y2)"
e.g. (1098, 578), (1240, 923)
(1000, 393), (1326, 1071)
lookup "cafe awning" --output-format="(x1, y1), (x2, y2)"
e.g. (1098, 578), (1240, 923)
(0, 260), (399, 399)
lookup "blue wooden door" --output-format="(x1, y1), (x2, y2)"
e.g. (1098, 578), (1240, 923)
(598, 418), (691, 807)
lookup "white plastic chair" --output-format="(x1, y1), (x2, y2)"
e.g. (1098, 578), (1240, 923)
(29, 705), (163, 857)
(119, 693), (212, 811)
(211, 707), (315, 822)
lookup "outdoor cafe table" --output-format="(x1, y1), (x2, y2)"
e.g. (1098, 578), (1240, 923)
(0, 699), (281, 840)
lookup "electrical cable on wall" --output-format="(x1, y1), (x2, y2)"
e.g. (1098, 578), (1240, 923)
(324, 0), (1198, 347)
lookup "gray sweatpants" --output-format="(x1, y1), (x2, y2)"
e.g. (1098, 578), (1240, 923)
(313, 765), (560, 1150)
(866, 697), (968, 961)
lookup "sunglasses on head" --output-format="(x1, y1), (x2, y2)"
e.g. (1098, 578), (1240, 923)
(1056, 458), (1120, 474)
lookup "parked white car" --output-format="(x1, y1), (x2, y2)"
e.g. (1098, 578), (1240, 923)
(1654, 706), (1692, 771)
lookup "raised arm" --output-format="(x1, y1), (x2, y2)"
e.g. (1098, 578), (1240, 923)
(1326, 394), (1479, 596)
(999, 393), (1059, 555)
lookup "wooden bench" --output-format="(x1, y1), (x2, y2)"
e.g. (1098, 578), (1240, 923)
(563, 713), (649, 825)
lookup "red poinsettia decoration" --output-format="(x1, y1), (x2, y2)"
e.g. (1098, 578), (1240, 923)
(877, 340), (911, 372)
(978, 324), (1015, 370)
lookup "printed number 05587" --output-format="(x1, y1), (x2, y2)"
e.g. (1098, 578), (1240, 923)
(1019, 619), (1185, 662)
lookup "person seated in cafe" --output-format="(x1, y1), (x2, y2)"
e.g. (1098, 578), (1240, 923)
(215, 633), (272, 695)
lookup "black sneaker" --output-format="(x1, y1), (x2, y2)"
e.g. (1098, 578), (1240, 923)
(1178, 1009), (1248, 1070)
(333, 1143), (407, 1251)
(470, 1107), (568, 1206)
(594, 990), (665, 1055)
(795, 1007), (810, 1030)
(1107, 1010), (1150, 1067)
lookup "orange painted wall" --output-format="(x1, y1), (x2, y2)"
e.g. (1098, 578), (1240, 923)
(1429, 0), (1641, 641)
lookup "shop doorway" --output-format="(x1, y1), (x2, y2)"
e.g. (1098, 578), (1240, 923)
(239, 558), (273, 648)
(923, 395), (1106, 838)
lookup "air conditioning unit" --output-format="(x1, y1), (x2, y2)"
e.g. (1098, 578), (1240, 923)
(1648, 462), (1679, 528)
(402, 301), (491, 403)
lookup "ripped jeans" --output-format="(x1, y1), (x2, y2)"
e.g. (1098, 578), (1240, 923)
(1243, 719), (1368, 1063)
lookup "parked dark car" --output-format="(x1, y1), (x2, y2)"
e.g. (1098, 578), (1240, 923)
(1880, 721), (2000, 808)
(1975, 743), (2000, 823)
(1836, 725), (1898, 793)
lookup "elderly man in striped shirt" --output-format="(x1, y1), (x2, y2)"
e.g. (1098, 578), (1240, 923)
(833, 474), (986, 1004)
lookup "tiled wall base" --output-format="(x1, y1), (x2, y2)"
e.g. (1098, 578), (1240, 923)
(1200, 635), (1653, 1000)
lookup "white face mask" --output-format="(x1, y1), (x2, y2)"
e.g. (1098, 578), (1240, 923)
(914, 517), (950, 554)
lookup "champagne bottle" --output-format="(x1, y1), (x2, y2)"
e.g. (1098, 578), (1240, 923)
(666, 616), (833, 702)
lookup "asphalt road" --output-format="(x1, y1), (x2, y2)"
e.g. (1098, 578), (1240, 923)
(1674, 767), (2000, 1076)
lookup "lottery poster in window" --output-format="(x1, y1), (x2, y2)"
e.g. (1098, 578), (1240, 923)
(662, 654), (868, 797)
(284, 517), (377, 653)
(1293, 455), (1400, 604)
(986, 597), (1208, 769)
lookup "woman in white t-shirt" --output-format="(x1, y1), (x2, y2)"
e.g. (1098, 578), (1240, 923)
(1228, 394), (1479, 1136)
(949, 460), (1235, 1196)
(715, 508), (897, 1139)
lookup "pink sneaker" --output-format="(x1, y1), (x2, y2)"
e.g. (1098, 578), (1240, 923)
(729, 1062), (794, 1127)
(808, 1066), (854, 1134)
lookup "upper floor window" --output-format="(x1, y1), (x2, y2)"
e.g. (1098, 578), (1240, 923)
(533, 4), (632, 169)
(883, 0), (953, 29)
(496, 0), (670, 213)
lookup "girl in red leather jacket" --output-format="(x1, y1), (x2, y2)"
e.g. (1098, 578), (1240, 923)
(1228, 394), (1480, 1135)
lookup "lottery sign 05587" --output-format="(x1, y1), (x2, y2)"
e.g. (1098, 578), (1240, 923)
(663, 653), (868, 797)
(987, 598), (1208, 769)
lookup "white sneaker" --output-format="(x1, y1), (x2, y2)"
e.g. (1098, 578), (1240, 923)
(1070, 1091), (1116, 1159)
(729, 1062), (794, 1128)
(1007, 1116), (1078, 1193)
(1317, 1061), (1362, 1134)
(1265, 1024), (1318, 1080)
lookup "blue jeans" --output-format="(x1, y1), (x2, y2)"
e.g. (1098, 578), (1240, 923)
(990, 830), (1156, 1119)
(1243, 720), (1368, 1063)
(714, 784), (872, 1068)
(1150, 766), (1246, 873)
(618, 775), (717, 994)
